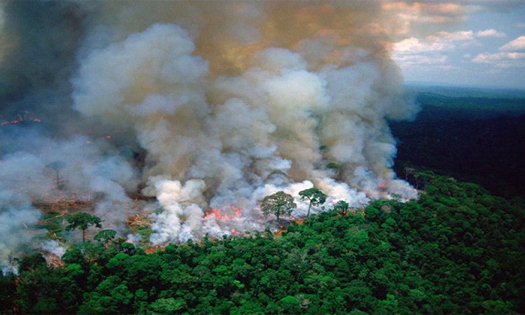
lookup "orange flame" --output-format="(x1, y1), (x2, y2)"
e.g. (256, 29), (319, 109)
(1, 115), (42, 126)
(204, 208), (227, 220)
(204, 206), (244, 221)
(231, 205), (243, 216)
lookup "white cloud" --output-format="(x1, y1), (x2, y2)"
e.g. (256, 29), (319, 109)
(393, 53), (448, 66)
(431, 30), (474, 41)
(393, 29), (479, 72)
(476, 29), (506, 38)
(472, 52), (525, 67)
(499, 36), (525, 51)
(394, 30), (476, 55)
(393, 37), (449, 53)
(473, 52), (525, 62)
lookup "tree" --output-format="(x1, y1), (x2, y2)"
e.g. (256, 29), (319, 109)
(94, 229), (117, 244)
(148, 298), (187, 314)
(46, 160), (66, 189)
(299, 188), (327, 217)
(261, 191), (296, 221)
(66, 212), (102, 243)
(333, 200), (350, 215)
(18, 253), (46, 273)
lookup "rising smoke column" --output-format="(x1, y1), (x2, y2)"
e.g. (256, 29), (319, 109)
(0, 0), (153, 269)
(70, 0), (419, 244)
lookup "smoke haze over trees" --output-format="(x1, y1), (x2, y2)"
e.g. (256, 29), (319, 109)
(1, 172), (524, 314)
(1, 1), (525, 313)
(1, 0), (420, 262)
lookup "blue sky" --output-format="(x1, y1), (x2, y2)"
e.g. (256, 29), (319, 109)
(388, 1), (525, 89)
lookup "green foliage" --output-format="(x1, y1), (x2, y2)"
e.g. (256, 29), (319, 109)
(37, 212), (66, 241)
(65, 212), (102, 243)
(0, 273), (17, 312)
(2, 174), (524, 314)
(17, 253), (46, 273)
(94, 229), (117, 244)
(149, 297), (187, 314)
(62, 242), (105, 265)
(333, 200), (350, 215)
(390, 94), (525, 198)
(261, 191), (296, 221)
(299, 188), (327, 217)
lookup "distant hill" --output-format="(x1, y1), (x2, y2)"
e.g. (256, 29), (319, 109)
(404, 83), (525, 99)
(392, 85), (525, 198)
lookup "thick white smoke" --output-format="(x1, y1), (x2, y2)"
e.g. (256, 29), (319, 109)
(0, 1), (421, 261)
(0, 132), (143, 272)
(0, 193), (43, 274)
(70, 1), (419, 245)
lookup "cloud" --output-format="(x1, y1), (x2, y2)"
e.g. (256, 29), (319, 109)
(431, 30), (474, 41)
(380, 1), (472, 39)
(476, 29), (506, 38)
(394, 30), (475, 54)
(499, 36), (525, 51)
(393, 54), (448, 66)
(472, 52), (525, 67)
(470, 35), (525, 68)
(462, 0), (525, 11)
(393, 29), (477, 68)
(393, 37), (450, 53)
(393, 26), (518, 71)
(383, 2), (466, 24)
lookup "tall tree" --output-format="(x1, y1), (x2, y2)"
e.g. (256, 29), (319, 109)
(299, 188), (327, 217)
(66, 212), (102, 243)
(46, 160), (66, 189)
(261, 191), (296, 221)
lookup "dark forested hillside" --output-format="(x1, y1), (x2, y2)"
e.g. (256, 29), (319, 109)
(391, 88), (525, 198)
(1, 172), (524, 314)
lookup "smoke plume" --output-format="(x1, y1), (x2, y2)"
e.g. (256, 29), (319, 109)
(1, 0), (419, 263)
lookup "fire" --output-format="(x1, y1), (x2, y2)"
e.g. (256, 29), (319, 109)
(365, 182), (392, 199)
(1, 113), (43, 126)
(145, 245), (166, 254)
(231, 205), (243, 216)
(204, 206), (244, 221)
(201, 206), (246, 237)
(204, 208), (226, 220)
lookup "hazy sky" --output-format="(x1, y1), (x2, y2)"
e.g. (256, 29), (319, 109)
(390, 1), (525, 89)
(0, 0), (523, 90)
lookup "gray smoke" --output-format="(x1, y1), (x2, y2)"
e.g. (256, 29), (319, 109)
(1, 0), (420, 262)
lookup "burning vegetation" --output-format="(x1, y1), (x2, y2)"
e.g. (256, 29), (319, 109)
(1, 0), (420, 272)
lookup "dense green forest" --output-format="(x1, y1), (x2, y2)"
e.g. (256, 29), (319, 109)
(392, 88), (525, 198)
(2, 87), (525, 314)
(1, 171), (524, 314)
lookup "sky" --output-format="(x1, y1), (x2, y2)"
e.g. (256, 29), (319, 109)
(0, 0), (523, 90)
(389, 0), (525, 89)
